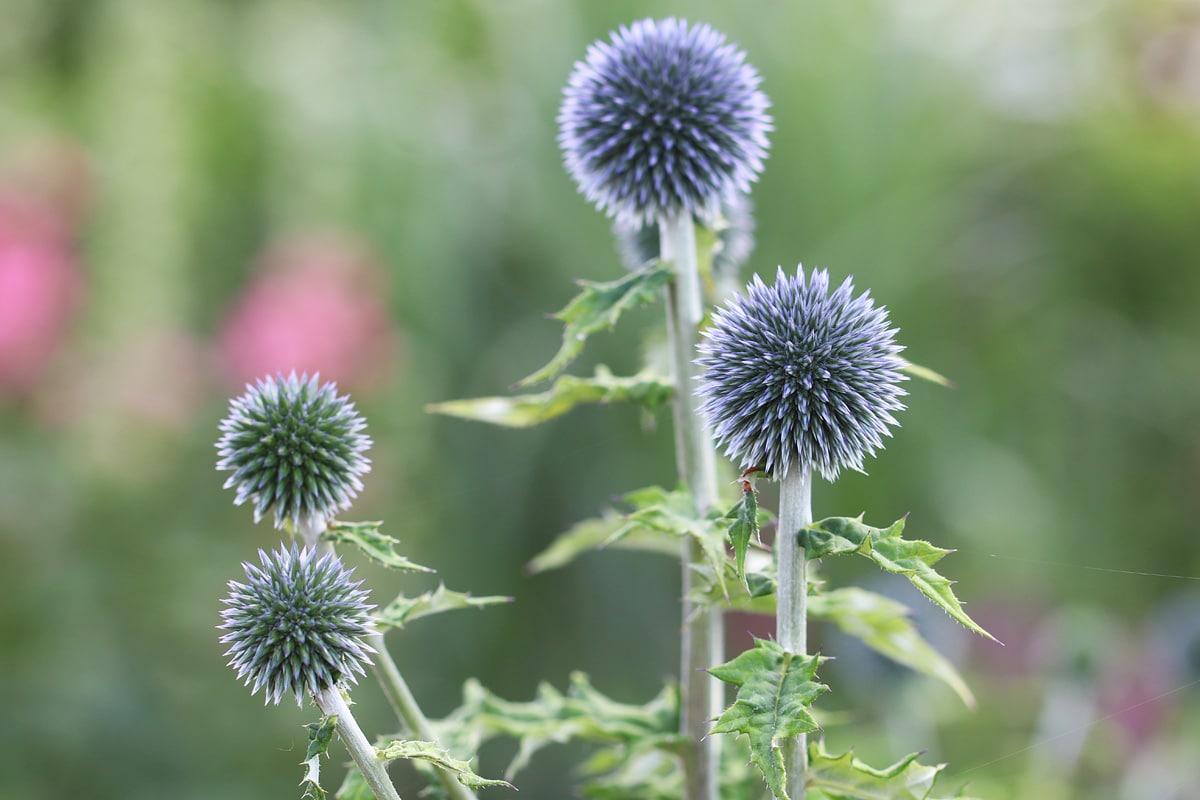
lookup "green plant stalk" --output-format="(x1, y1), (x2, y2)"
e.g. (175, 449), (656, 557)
(777, 466), (812, 799)
(659, 211), (722, 800)
(315, 685), (404, 800)
(369, 631), (479, 800)
(299, 516), (479, 800)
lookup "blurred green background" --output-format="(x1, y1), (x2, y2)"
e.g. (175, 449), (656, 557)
(2, 1), (1199, 798)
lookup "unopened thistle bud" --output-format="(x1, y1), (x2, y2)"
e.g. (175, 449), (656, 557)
(697, 267), (907, 480)
(216, 372), (371, 529)
(219, 545), (375, 707)
(559, 17), (771, 226)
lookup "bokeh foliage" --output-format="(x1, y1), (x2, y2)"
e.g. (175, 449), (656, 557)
(2, 2), (1199, 798)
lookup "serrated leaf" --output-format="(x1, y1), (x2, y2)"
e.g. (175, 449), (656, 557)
(427, 367), (673, 428)
(709, 639), (829, 800)
(725, 486), (761, 585)
(526, 508), (681, 574)
(378, 583), (511, 630)
(614, 486), (730, 600)
(900, 360), (953, 388)
(799, 517), (997, 643)
(378, 739), (514, 789)
(806, 740), (945, 800)
(335, 767), (371, 800)
(516, 261), (674, 388)
(808, 588), (975, 708)
(323, 520), (435, 573)
(301, 715), (337, 800)
(432, 673), (681, 781)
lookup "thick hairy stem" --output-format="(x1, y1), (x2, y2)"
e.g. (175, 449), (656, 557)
(660, 211), (722, 800)
(777, 467), (813, 799)
(315, 686), (403, 800)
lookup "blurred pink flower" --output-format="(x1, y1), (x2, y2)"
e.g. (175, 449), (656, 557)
(217, 233), (400, 392)
(0, 191), (83, 395)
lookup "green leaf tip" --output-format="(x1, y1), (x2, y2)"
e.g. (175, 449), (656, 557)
(323, 520), (435, 573)
(799, 516), (999, 644)
(900, 360), (954, 388)
(377, 739), (515, 790)
(379, 583), (512, 630)
(515, 261), (674, 388)
(708, 639), (829, 800)
(724, 474), (763, 587)
(301, 715), (338, 800)
(427, 367), (673, 428)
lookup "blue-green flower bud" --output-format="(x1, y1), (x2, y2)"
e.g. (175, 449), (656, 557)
(219, 545), (375, 707)
(216, 372), (371, 529)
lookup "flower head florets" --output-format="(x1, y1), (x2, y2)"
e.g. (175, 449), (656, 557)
(559, 17), (771, 226)
(216, 372), (371, 529)
(219, 545), (375, 707)
(697, 267), (907, 480)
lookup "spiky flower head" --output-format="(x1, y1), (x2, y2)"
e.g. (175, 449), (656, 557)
(614, 193), (756, 293)
(559, 17), (771, 226)
(216, 372), (371, 529)
(697, 267), (907, 480)
(219, 545), (375, 707)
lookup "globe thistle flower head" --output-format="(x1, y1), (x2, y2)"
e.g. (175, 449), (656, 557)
(216, 372), (371, 529)
(220, 545), (375, 707)
(559, 17), (771, 226)
(697, 267), (907, 481)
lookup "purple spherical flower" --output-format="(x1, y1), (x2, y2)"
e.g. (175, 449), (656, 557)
(220, 545), (375, 707)
(559, 18), (771, 225)
(697, 267), (907, 480)
(216, 372), (371, 529)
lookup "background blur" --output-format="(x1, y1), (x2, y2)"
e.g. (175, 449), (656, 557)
(2, 1), (1199, 798)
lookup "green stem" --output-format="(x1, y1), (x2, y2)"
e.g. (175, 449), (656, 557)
(659, 211), (722, 800)
(777, 466), (812, 799)
(315, 686), (403, 800)
(302, 516), (478, 800)
(369, 632), (479, 800)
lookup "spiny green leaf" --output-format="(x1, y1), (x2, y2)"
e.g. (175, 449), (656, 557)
(301, 715), (337, 800)
(526, 486), (730, 590)
(323, 521), (435, 573)
(427, 367), (673, 428)
(724, 485), (762, 586)
(709, 639), (829, 800)
(799, 517), (997, 642)
(808, 588), (976, 708)
(378, 583), (511, 630)
(526, 508), (681, 574)
(686, 553), (776, 614)
(806, 740), (948, 800)
(900, 360), (953, 388)
(335, 766), (371, 800)
(377, 739), (514, 790)
(432, 673), (681, 781)
(615, 486), (730, 599)
(516, 261), (674, 388)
